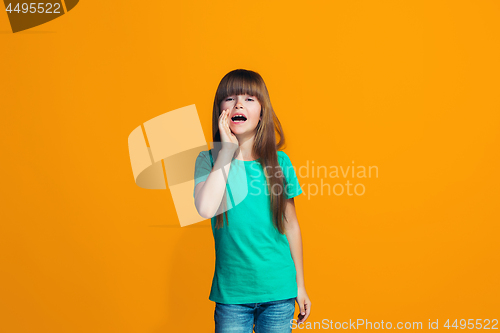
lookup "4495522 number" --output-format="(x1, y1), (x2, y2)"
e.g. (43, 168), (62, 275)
(444, 319), (498, 329)
(6, 3), (61, 14)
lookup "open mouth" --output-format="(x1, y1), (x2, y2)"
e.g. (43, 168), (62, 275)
(231, 115), (247, 123)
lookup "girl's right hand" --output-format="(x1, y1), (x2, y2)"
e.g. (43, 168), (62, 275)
(218, 109), (239, 151)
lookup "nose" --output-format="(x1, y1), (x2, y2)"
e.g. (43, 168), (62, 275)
(234, 96), (244, 109)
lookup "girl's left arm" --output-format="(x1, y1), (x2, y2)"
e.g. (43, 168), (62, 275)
(284, 197), (311, 324)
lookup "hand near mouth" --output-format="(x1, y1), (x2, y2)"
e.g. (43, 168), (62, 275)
(219, 109), (239, 151)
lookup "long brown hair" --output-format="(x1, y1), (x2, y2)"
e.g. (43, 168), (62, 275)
(211, 69), (290, 234)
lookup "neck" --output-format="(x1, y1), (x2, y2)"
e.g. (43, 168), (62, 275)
(234, 132), (257, 160)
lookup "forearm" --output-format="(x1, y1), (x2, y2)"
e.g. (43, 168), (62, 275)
(286, 225), (306, 289)
(195, 149), (236, 218)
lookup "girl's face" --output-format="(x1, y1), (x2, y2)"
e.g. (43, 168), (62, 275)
(220, 94), (262, 136)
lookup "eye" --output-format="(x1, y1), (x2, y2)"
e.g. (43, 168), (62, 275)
(247, 98), (254, 101)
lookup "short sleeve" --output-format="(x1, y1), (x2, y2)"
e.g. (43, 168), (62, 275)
(193, 151), (213, 198)
(278, 151), (303, 199)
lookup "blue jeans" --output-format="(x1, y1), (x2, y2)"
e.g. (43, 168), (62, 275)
(214, 297), (296, 333)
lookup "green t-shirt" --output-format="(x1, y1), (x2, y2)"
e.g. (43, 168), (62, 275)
(193, 150), (303, 304)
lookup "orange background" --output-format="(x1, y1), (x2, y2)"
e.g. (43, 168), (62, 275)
(1, 1), (499, 332)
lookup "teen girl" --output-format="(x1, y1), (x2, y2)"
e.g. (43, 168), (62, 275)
(193, 69), (311, 332)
